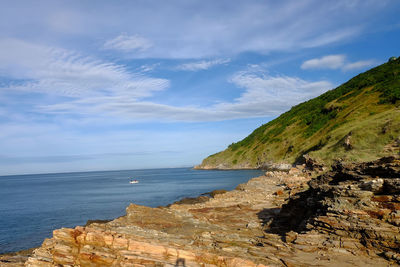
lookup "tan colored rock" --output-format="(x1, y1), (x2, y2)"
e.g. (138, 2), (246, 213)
(103, 234), (114, 246)
(85, 231), (105, 246)
(25, 258), (54, 267)
(112, 236), (128, 250)
(52, 228), (80, 244)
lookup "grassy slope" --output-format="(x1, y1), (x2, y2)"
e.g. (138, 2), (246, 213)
(199, 59), (400, 169)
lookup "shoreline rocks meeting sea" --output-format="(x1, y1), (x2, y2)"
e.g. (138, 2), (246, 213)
(1, 156), (399, 266)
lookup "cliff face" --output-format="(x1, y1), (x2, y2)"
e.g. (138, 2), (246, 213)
(197, 59), (400, 170)
(24, 156), (400, 266)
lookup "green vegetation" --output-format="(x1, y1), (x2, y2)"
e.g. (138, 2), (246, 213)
(199, 59), (400, 169)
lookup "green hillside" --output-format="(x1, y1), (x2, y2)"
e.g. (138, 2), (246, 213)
(197, 58), (400, 169)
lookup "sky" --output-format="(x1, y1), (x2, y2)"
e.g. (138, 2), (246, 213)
(0, 0), (399, 175)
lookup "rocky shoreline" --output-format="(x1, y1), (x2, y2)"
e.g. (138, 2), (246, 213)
(1, 156), (399, 266)
(193, 162), (293, 171)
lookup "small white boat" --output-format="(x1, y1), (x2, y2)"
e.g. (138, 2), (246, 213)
(129, 179), (139, 184)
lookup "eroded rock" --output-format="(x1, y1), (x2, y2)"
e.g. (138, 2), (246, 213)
(269, 156), (400, 265)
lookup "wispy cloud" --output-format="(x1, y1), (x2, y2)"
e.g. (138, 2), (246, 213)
(39, 65), (333, 122)
(103, 34), (153, 52)
(301, 54), (376, 71)
(301, 27), (361, 48)
(342, 60), (377, 71)
(0, 38), (168, 99)
(0, 1), (393, 59)
(138, 63), (160, 73)
(176, 59), (230, 71)
(301, 55), (346, 70)
(0, 40), (343, 124)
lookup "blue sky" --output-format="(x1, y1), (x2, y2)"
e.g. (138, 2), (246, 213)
(0, 0), (399, 175)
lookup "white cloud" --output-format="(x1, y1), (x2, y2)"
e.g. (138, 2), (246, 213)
(0, 38), (168, 99)
(301, 54), (376, 71)
(342, 60), (377, 71)
(176, 59), (230, 71)
(103, 34), (153, 52)
(301, 55), (346, 70)
(224, 69), (333, 116)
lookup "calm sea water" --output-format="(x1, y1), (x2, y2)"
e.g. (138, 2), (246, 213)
(0, 168), (263, 254)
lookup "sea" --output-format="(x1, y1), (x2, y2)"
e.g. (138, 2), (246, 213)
(0, 167), (263, 254)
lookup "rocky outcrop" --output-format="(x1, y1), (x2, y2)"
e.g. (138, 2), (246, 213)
(257, 162), (292, 171)
(193, 163), (255, 170)
(269, 156), (400, 264)
(194, 162), (293, 171)
(24, 170), (308, 267)
(25, 157), (400, 266)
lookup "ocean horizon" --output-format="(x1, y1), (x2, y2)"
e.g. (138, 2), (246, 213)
(0, 165), (197, 177)
(0, 167), (263, 254)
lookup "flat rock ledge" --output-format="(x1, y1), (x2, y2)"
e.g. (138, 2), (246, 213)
(19, 157), (400, 266)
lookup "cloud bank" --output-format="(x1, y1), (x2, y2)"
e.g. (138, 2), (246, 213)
(0, 38), (333, 125)
(0, 38), (334, 123)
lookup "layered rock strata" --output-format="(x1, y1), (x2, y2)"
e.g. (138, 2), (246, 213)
(269, 156), (400, 264)
(24, 157), (399, 266)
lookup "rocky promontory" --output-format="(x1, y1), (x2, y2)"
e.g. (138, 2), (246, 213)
(3, 156), (398, 266)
